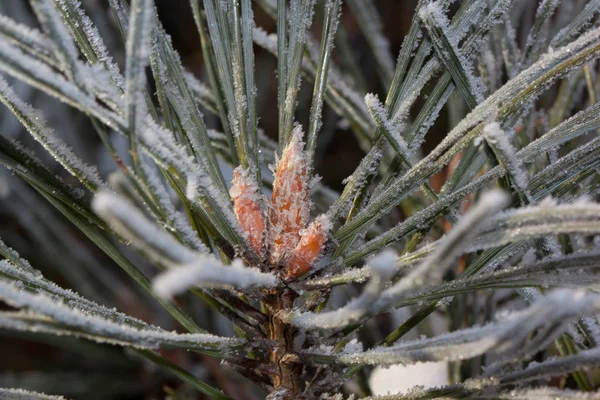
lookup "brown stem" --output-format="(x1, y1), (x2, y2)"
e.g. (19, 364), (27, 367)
(265, 288), (301, 399)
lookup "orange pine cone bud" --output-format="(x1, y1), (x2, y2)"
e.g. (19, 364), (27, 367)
(286, 215), (330, 279)
(269, 127), (310, 265)
(230, 167), (266, 254)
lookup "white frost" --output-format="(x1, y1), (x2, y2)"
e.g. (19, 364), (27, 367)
(483, 122), (531, 199)
(377, 190), (509, 309)
(365, 93), (410, 158)
(290, 249), (397, 330)
(152, 256), (279, 298)
(0, 75), (105, 190)
(322, 290), (600, 366)
(0, 278), (241, 350)
(0, 388), (66, 400)
(92, 190), (198, 265)
(139, 156), (210, 254)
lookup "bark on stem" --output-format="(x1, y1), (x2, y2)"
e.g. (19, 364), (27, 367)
(266, 288), (301, 398)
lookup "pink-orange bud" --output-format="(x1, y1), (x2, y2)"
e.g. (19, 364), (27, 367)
(286, 215), (330, 279)
(230, 167), (266, 254)
(269, 128), (310, 265)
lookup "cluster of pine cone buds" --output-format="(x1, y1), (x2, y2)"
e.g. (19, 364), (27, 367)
(229, 128), (330, 279)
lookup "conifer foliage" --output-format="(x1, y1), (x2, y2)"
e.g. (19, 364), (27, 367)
(1, 0), (600, 398)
